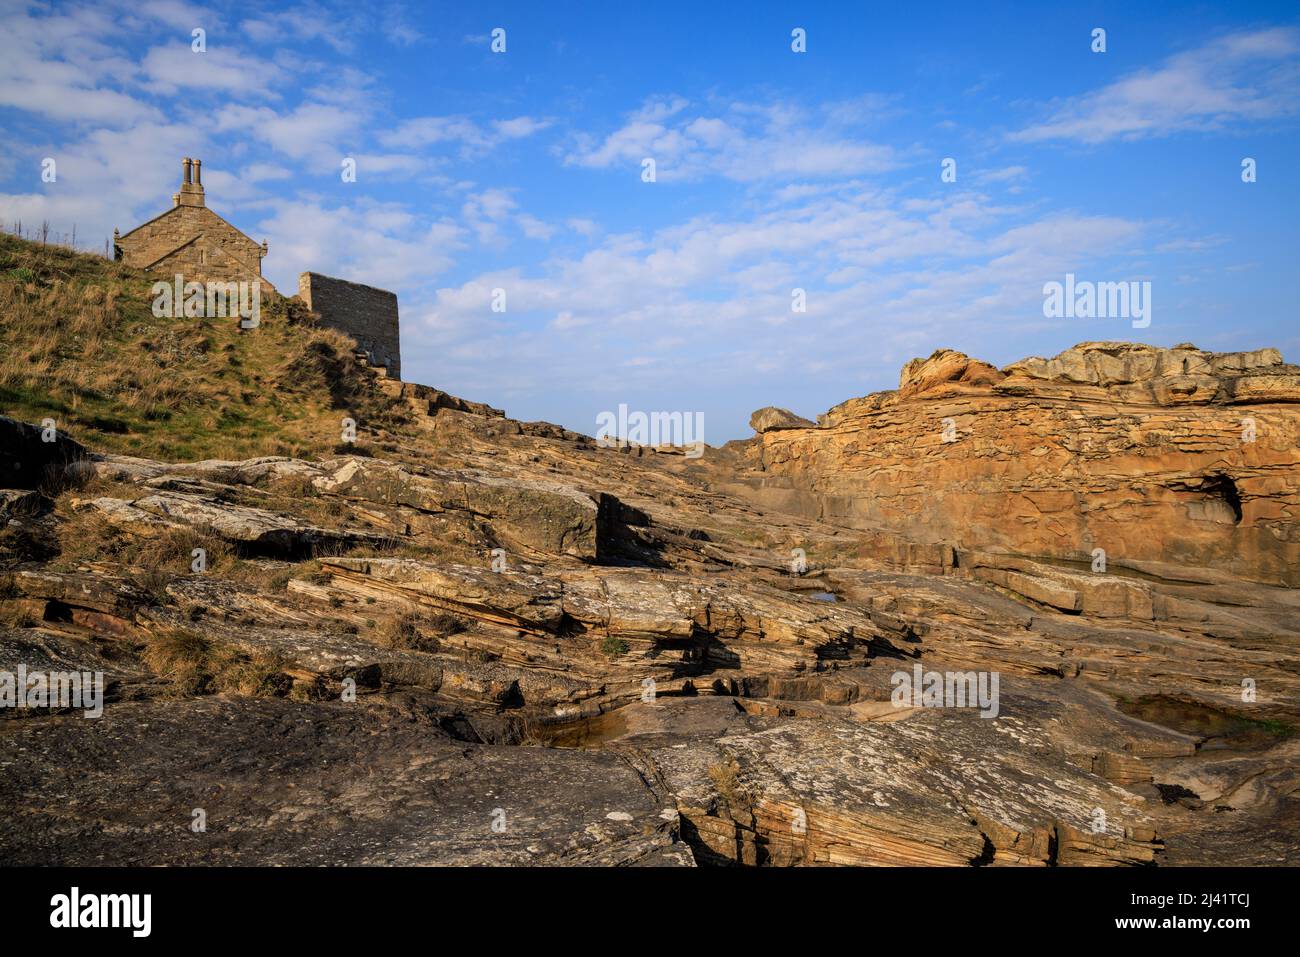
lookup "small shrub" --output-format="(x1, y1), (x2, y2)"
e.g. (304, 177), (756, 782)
(0, 601), (37, 628)
(378, 612), (441, 652)
(266, 473), (318, 498)
(429, 611), (466, 636)
(303, 568), (332, 585)
(461, 646), (498, 664)
(214, 652), (292, 697)
(600, 635), (630, 657)
(131, 566), (173, 607)
(708, 757), (752, 810)
(141, 628), (290, 698)
(141, 628), (212, 695)
(135, 525), (232, 575)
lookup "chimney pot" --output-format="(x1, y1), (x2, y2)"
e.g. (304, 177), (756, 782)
(183, 157), (192, 185)
(194, 159), (202, 186)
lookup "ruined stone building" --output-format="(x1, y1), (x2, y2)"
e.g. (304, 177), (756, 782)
(114, 158), (270, 290)
(299, 273), (401, 380)
(116, 157), (403, 380)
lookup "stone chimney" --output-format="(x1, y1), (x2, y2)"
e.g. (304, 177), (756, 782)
(177, 156), (206, 208)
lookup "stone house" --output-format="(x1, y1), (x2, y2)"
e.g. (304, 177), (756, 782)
(114, 158), (271, 291)
(115, 157), (402, 380)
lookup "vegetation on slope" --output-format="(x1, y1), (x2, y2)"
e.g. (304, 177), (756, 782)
(0, 233), (404, 460)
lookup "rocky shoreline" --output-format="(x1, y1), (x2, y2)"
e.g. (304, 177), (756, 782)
(2, 341), (1298, 866)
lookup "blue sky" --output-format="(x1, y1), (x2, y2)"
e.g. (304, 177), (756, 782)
(2, 0), (1298, 442)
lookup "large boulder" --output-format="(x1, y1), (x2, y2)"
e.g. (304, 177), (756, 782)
(897, 349), (1004, 399)
(749, 407), (816, 434)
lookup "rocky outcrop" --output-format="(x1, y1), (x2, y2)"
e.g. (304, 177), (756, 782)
(998, 341), (1294, 405)
(311, 458), (606, 560)
(749, 407), (817, 433)
(747, 342), (1300, 586)
(87, 453), (615, 562)
(897, 349), (1004, 399)
(73, 491), (395, 557)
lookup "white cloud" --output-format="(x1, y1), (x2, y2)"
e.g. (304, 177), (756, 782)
(0, 5), (156, 126)
(379, 4), (424, 47)
(566, 217), (600, 237)
(240, 4), (355, 54)
(421, 187), (1152, 418)
(1012, 28), (1300, 143)
(566, 95), (901, 181)
(215, 102), (361, 170)
(379, 115), (550, 157)
(254, 197), (464, 293)
(973, 165), (1028, 185)
(460, 188), (554, 243)
(141, 44), (285, 95)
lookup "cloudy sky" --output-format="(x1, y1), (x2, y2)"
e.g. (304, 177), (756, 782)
(2, 0), (1298, 441)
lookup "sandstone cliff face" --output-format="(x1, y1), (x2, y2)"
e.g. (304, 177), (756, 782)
(748, 342), (1300, 586)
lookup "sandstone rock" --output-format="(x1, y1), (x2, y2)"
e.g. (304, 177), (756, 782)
(72, 491), (393, 556)
(898, 349), (1004, 399)
(746, 342), (1300, 585)
(317, 557), (889, 680)
(311, 458), (606, 560)
(3, 331), (1299, 872)
(749, 407), (816, 433)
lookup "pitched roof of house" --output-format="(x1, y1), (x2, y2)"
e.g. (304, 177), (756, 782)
(118, 204), (260, 248)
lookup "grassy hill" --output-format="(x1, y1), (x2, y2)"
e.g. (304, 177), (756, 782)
(0, 232), (402, 460)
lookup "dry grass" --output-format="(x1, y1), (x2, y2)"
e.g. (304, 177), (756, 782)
(0, 600), (39, 629)
(141, 628), (212, 695)
(49, 503), (247, 607)
(53, 505), (232, 575)
(264, 473), (319, 498)
(141, 627), (291, 697)
(708, 757), (753, 810)
(376, 610), (465, 652)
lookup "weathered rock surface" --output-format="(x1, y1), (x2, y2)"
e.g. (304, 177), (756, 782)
(0, 697), (689, 866)
(73, 491), (395, 556)
(311, 457), (607, 560)
(2, 340), (1298, 867)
